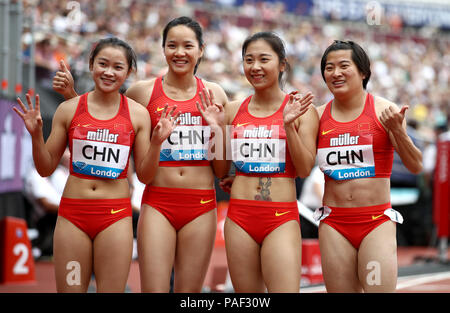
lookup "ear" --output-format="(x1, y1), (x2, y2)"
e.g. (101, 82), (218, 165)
(279, 58), (287, 73)
(198, 44), (205, 59)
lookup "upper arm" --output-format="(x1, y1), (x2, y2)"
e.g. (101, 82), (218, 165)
(125, 79), (155, 107)
(296, 105), (319, 155)
(45, 99), (77, 164)
(128, 98), (151, 166)
(204, 81), (229, 107)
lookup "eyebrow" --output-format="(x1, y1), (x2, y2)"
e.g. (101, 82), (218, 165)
(97, 57), (126, 65)
(245, 52), (273, 57)
(326, 59), (351, 66)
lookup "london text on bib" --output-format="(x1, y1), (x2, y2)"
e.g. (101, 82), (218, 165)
(160, 112), (211, 162)
(71, 127), (131, 179)
(317, 131), (375, 180)
(231, 125), (286, 174)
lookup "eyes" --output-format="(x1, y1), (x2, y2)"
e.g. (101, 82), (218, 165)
(325, 63), (350, 72)
(96, 61), (126, 71)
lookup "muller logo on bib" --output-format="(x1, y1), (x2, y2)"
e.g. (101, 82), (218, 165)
(318, 132), (375, 180)
(231, 125), (286, 174)
(71, 127), (131, 179)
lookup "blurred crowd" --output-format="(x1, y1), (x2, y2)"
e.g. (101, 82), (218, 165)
(23, 0), (449, 144)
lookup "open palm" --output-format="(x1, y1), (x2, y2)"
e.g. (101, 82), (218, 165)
(196, 88), (224, 128)
(151, 104), (180, 145)
(13, 94), (43, 137)
(283, 92), (314, 125)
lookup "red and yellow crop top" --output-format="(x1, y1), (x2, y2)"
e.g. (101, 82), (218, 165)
(230, 94), (297, 178)
(146, 76), (211, 167)
(317, 93), (394, 181)
(68, 93), (135, 180)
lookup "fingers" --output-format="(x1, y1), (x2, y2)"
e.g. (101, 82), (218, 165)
(16, 96), (28, 113)
(12, 106), (25, 119)
(35, 94), (40, 113)
(399, 105), (408, 117)
(60, 59), (69, 73)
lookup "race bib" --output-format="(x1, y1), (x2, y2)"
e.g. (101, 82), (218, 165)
(318, 132), (375, 180)
(160, 125), (211, 162)
(231, 137), (286, 174)
(71, 128), (131, 179)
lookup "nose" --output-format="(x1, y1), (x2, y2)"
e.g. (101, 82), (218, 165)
(104, 66), (114, 76)
(331, 67), (343, 78)
(250, 60), (262, 71)
(174, 46), (186, 57)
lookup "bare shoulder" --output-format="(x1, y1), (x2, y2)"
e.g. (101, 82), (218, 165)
(127, 97), (150, 128)
(54, 96), (80, 124)
(316, 103), (328, 119)
(373, 95), (400, 115)
(202, 79), (228, 105)
(226, 99), (243, 123)
(125, 78), (157, 106)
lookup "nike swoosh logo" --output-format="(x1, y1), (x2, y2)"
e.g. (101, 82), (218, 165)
(275, 211), (290, 217)
(200, 199), (214, 204)
(156, 107), (165, 112)
(321, 129), (335, 135)
(111, 208), (127, 214)
(372, 213), (384, 220)
(236, 122), (250, 127)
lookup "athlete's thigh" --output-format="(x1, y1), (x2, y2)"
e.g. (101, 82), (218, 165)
(224, 218), (265, 293)
(261, 220), (302, 292)
(318, 222), (362, 292)
(53, 216), (93, 292)
(93, 216), (133, 293)
(358, 221), (397, 293)
(174, 208), (217, 292)
(137, 204), (176, 292)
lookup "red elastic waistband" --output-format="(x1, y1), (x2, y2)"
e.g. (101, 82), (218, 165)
(146, 185), (215, 196)
(60, 197), (131, 206)
(326, 202), (391, 214)
(229, 198), (298, 208)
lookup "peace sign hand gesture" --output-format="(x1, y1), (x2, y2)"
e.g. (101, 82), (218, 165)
(151, 104), (180, 146)
(196, 88), (225, 128)
(13, 93), (43, 137)
(283, 91), (314, 126)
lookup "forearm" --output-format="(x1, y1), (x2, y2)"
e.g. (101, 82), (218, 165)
(391, 129), (423, 174)
(285, 123), (315, 178)
(63, 88), (78, 100)
(31, 132), (58, 177)
(210, 124), (229, 178)
(136, 143), (161, 185)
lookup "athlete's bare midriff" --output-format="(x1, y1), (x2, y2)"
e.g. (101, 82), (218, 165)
(151, 165), (216, 190)
(230, 175), (297, 202)
(323, 177), (391, 207)
(62, 175), (131, 199)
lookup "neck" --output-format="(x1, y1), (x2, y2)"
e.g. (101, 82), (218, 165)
(91, 89), (121, 106)
(252, 85), (286, 107)
(333, 88), (367, 111)
(164, 71), (196, 90)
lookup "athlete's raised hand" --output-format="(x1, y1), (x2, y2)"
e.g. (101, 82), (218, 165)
(196, 88), (225, 128)
(380, 105), (408, 134)
(13, 93), (43, 137)
(151, 104), (180, 145)
(283, 91), (314, 126)
(52, 60), (76, 100)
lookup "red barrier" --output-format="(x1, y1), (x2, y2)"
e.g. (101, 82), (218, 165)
(433, 135), (450, 239)
(0, 217), (36, 285)
(301, 239), (323, 285)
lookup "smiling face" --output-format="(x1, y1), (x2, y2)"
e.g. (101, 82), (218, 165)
(163, 25), (204, 75)
(323, 49), (366, 96)
(90, 46), (130, 93)
(243, 39), (285, 90)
